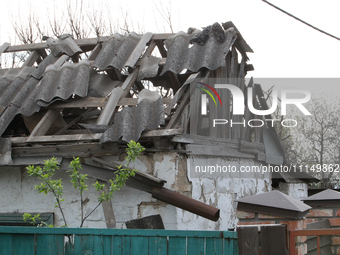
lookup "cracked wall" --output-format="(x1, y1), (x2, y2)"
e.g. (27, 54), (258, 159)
(0, 152), (271, 230)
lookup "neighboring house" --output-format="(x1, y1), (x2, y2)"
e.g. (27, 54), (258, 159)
(0, 22), (301, 230)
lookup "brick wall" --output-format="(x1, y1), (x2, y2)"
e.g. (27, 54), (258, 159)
(237, 210), (307, 255)
(237, 206), (340, 255)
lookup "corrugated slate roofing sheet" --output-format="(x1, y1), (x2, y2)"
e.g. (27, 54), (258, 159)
(94, 32), (153, 71)
(160, 28), (237, 75)
(35, 60), (91, 107)
(100, 89), (165, 143)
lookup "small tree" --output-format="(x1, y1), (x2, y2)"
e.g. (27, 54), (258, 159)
(24, 140), (144, 227)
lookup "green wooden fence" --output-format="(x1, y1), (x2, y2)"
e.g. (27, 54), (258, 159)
(0, 226), (238, 255)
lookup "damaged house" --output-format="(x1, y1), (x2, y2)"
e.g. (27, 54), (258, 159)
(0, 22), (291, 230)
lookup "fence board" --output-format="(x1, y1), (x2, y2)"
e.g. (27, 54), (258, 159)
(122, 236), (131, 255)
(206, 237), (223, 255)
(74, 235), (95, 254)
(112, 236), (122, 255)
(187, 237), (204, 255)
(0, 227), (238, 255)
(260, 225), (288, 255)
(237, 226), (259, 255)
(0, 233), (12, 255)
(148, 236), (167, 255)
(131, 236), (148, 255)
(168, 236), (186, 255)
(12, 234), (35, 255)
(36, 234), (64, 255)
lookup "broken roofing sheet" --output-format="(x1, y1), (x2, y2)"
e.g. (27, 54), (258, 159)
(160, 24), (238, 75)
(94, 32), (153, 71)
(0, 22), (256, 148)
(100, 89), (165, 143)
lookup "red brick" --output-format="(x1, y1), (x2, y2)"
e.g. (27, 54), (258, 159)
(295, 245), (303, 255)
(237, 221), (275, 226)
(307, 209), (333, 218)
(236, 210), (255, 219)
(296, 236), (307, 243)
(258, 213), (284, 219)
(329, 218), (340, 226)
(332, 236), (340, 245)
(280, 220), (304, 230)
(304, 219), (319, 224)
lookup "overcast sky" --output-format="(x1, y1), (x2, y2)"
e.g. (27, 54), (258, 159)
(2, 0), (340, 85)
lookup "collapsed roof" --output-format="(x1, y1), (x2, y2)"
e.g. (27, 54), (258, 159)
(0, 22), (291, 221)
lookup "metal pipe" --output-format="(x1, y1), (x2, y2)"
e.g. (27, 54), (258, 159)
(152, 187), (220, 221)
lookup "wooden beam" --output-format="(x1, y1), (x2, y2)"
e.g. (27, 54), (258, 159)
(96, 68), (139, 125)
(155, 41), (167, 57)
(88, 43), (102, 61)
(47, 97), (172, 109)
(12, 142), (119, 158)
(186, 144), (255, 158)
(4, 37), (110, 53)
(27, 109), (61, 140)
(98, 180), (116, 228)
(25, 133), (103, 143)
(141, 128), (182, 138)
(166, 89), (190, 129)
(12, 128), (181, 144)
(22, 51), (41, 67)
(0, 43), (10, 55)
(167, 72), (181, 92)
(151, 34), (172, 40)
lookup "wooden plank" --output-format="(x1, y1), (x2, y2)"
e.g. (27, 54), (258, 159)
(186, 144), (255, 158)
(47, 97), (171, 109)
(205, 237), (223, 255)
(167, 72), (181, 92)
(151, 34), (172, 40)
(26, 133), (102, 143)
(112, 236), (122, 255)
(99, 180), (116, 229)
(73, 235), (94, 254)
(0, 234), (12, 255)
(172, 134), (239, 148)
(4, 37), (110, 53)
(142, 40), (157, 57)
(122, 236), (131, 255)
(131, 236), (149, 255)
(12, 234), (35, 255)
(27, 109), (61, 139)
(0, 43), (10, 55)
(237, 227), (259, 255)
(36, 234), (64, 255)
(187, 237), (204, 255)
(168, 237), (186, 255)
(148, 237), (167, 255)
(155, 41), (167, 57)
(88, 43), (102, 61)
(97, 68), (139, 125)
(166, 88), (190, 129)
(21, 50), (41, 67)
(241, 78), (255, 142)
(260, 225), (288, 255)
(141, 128), (182, 138)
(12, 142), (119, 158)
